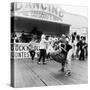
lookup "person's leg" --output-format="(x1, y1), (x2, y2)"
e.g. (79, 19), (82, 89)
(65, 60), (72, 76)
(32, 51), (35, 60)
(48, 53), (50, 60)
(61, 61), (65, 72)
(38, 49), (42, 64)
(74, 46), (77, 58)
(79, 50), (82, 60)
(82, 50), (85, 61)
(29, 51), (33, 61)
(86, 47), (88, 58)
(42, 49), (47, 64)
(72, 47), (74, 59)
(76, 47), (79, 57)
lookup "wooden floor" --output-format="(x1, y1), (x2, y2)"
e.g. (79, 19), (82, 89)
(14, 58), (88, 88)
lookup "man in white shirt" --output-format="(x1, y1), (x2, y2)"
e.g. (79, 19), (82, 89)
(37, 34), (48, 64)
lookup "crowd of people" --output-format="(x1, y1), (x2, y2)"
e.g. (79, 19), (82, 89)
(28, 32), (88, 76)
(11, 31), (88, 76)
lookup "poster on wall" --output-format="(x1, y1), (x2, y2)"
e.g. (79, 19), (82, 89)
(11, 2), (88, 88)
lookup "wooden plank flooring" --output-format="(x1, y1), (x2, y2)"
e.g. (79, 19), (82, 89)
(14, 58), (88, 88)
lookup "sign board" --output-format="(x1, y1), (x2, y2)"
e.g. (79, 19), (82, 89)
(11, 43), (40, 59)
(14, 2), (64, 23)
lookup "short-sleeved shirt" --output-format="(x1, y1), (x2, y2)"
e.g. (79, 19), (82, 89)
(39, 39), (48, 49)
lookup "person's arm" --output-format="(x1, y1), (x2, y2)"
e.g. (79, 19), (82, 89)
(61, 46), (67, 52)
(28, 41), (33, 51)
(82, 43), (87, 49)
(28, 41), (31, 46)
(59, 44), (67, 52)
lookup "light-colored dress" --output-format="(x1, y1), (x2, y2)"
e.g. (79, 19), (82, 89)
(66, 41), (73, 71)
(46, 44), (55, 54)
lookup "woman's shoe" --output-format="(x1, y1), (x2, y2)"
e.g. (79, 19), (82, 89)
(65, 71), (71, 77)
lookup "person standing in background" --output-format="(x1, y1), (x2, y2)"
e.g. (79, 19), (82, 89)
(83, 36), (88, 58)
(71, 32), (77, 59)
(76, 35), (80, 58)
(78, 36), (86, 61)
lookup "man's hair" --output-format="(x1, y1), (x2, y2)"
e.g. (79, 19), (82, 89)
(81, 36), (83, 39)
(83, 36), (86, 41)
(74, 32), (77, 35)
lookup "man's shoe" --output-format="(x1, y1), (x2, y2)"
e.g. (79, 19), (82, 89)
(43, 62), (47, 65)
(58, 68), (65, 72)
(37, 62), (41, 64)
(61, 68), (64, 72)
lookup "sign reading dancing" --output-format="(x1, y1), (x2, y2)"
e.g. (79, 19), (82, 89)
(14, 2), (64, 22)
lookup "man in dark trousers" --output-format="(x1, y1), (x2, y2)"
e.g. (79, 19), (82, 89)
(76, 35), (80, 57)
(37, 34), (48, 64)
(83, 36), (88, 58)
(77, 36), (86, 61)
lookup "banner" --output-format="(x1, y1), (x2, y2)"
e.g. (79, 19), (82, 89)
(14, 2), (64, 23)
(11, 43), (40, 59)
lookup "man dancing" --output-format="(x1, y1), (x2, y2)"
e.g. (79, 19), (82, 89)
(37, 34), (48, 64)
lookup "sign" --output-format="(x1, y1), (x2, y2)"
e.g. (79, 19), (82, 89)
(11, 43), (40, 59)
(14, 2), (64, 23)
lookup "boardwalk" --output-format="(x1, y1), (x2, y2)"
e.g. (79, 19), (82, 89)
(14, 58), (88, 88)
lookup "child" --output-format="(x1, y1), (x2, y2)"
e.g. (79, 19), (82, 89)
(28, 38), (36, 61)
